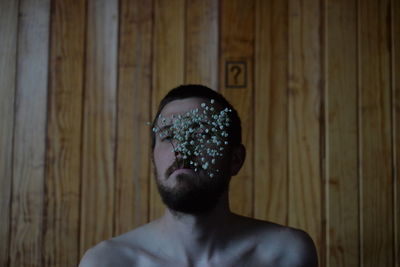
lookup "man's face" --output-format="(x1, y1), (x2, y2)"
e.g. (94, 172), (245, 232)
(152, 97), (233, 214)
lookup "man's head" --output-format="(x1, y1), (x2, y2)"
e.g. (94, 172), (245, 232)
(150, 85), (245, 214)
(151, 85), (242, 150)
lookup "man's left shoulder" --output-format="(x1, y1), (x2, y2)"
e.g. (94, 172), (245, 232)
(257, 224), (319, 266)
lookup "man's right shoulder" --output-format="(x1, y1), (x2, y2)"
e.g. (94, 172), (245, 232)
(79, 223), (156, 267)
(79, 239), (137, 267)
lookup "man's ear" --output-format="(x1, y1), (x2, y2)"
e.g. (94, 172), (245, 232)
(230, 144), (246, 176)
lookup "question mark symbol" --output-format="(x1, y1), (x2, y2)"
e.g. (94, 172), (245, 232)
(230, 66), (241, 85)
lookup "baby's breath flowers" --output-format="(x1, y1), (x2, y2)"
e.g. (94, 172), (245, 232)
(151, 99), (232, 178)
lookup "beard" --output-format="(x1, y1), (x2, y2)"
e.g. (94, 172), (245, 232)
(154, 166), (230, 215)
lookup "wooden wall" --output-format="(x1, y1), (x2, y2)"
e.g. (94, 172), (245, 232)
(0, 0), (398, 266)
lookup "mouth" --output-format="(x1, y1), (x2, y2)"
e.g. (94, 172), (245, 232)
(172, 168), (194, 175)
(170, 160), (196, 176)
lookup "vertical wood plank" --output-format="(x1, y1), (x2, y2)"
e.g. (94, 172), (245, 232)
(9, 0), (50, 265)
(80, 0), (118, 256)
(0, 1), (19, 265)
(185, 0), (218, 89)
(43, 0), (86, 266)
(358, 0), (394, 265)
(325, 0), (359, 266)
(220, 0), (254, 217)
(254, 0), (288, 225)
(115, 0), (153, 234)
(150, 0), (185, 220)
(288, 0), (323, 261)
(393, 0), (400, 264)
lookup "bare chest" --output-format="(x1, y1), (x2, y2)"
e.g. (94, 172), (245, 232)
(121, 246), (277, 267)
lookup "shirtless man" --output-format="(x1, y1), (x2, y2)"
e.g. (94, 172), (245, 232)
(80, 85), (318, 267)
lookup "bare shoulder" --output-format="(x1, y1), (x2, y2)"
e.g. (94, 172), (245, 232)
(231, 215), (317, 266)
(79, 239), (134, 267)
(255, 221), (318, 267)
(79, 221), (159, 267)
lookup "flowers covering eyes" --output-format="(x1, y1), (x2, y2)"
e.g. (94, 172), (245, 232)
(150, 99), (232, 178)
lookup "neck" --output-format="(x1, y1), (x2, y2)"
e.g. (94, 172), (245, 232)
(156, 191), (239, 263)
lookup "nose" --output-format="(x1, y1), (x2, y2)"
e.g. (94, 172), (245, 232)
(174, 148), (188, 161)
(173, 143), (193, 163)
(172, 138), (193, 159)
(174, 149), (182, 158)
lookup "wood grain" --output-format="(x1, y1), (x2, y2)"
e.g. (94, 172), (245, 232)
(79, 0), (118, 256)
(0, 1), (18, 266)
(393, 0), (400, 264)
(1, 1), (398, 266)
(185, 0), (218, 89)
(288, 0), (323, 261)
(325, 0), (359, 266)
(115, 0), (153, 235)
(220, 0), (255, 217)
(43, 0), (86, 266)
(150, 0), (185, 220)
(9, 0), (50, 265)
(358, 0), (394, 265)
(254, 0), (288, 225)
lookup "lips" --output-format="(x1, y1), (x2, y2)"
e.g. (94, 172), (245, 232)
(172, 164), (193, 174)
(174, 161), (190, 171)
(173, 168), (193, 174)
(167, 160), (193, 177)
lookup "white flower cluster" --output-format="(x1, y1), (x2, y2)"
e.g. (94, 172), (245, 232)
(151, 99), (232, 178)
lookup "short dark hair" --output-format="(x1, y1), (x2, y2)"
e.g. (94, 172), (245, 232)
(151, 84), (242, 150)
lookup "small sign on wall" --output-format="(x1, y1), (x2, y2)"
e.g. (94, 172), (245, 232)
(225, 61), (247, 88)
